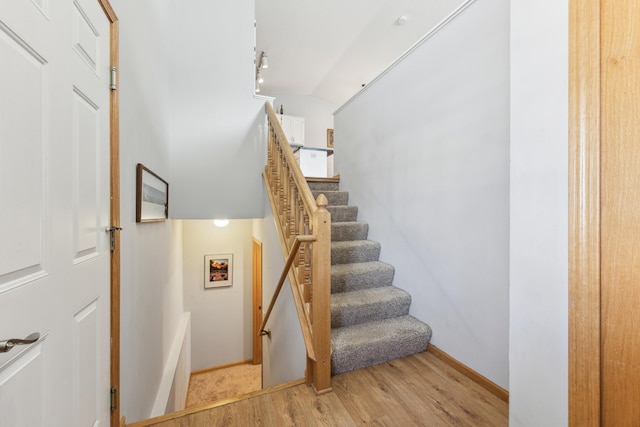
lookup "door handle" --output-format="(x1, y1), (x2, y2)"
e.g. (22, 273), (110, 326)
(0, 332), (40, 353)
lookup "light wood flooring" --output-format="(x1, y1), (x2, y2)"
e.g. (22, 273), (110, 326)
(132, 351), (508, 426)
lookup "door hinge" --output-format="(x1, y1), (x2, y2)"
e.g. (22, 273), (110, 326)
(110, 386), (117, 411)
(110, 66), (117, 90)
(106, 226), (123, 251)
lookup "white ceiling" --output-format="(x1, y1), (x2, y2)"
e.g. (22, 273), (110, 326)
(255, 0), (463, 105)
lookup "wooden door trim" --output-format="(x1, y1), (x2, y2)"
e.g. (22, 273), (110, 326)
(96, 1), (120, 426)
(252, 238), (263, 365)
(568, 0), (601, 425)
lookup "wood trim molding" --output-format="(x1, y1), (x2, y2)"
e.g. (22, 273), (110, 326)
(190, 359), (254, 376)
(126, 378), (306, 427)
(568, 0), (601, 425)
(96, 1), (121, 427)
(427, 345), (508, 403)
(252, 238), (263, 365)
(304, 175), (340, 184)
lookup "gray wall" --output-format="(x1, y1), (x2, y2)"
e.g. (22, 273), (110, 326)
(509, 0), (568, 425)
(169, 0), (267, 219)
(112, 0), (291, 420)
(111, 0), (186, 422)
(253, 196), (306, 388)
(182, 220), (254, 371)
(334, 0), (510, 389)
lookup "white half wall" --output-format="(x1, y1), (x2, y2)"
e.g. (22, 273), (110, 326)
(151, 313), (191, 417)
(169, 0), (267, 219)
(509, 1), (568, 425)
(334, 0), (510, 389)
(183, 220), (254, 371)
(253, 191), (306, 388)
(166, 314), (191, 414)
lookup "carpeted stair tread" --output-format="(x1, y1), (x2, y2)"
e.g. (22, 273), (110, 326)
(312, 190), (349, 206)
(327, 205), (358, 222)
(307, 181), (340, 192)
(305, 178), (432, 375)
(331, 287), (411, 328)
(332, 221), (369, 241)
(331, 261), (395, 293)
(331, 315), (432, 374)
(332, 240), (380, 265)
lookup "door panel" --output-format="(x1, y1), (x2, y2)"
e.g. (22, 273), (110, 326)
(69, 0), (112, 425)
(0, 0), (112, 425)
(73, 1), (100, 73)
(72, 299), (101, 427)
(0, 338), (47, 427)
(0, 15), (47, 292)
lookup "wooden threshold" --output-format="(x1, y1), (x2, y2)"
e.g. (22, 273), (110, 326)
(427, 344), (509, 402)
(305, 174), (340, 183)
(190, 359), (253, 376)
(126, 378), (306, 427)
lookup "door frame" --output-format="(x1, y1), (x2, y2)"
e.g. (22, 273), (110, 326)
(252, 238), (263, 365)
(95, 1), (121, 427)
(568, 0), (600, 425)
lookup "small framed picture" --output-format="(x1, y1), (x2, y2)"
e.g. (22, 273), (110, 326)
(136, 164), (169, 222)
(327, 128), (334, 148)
(204, 254), (233, 288)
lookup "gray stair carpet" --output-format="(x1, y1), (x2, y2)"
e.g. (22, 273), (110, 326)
(331, 240), (381, 265)
(332, 221), (369, 241)
(327, 205), (358, 222)
(307, 179), (432, 375)
(312, 190), (349, 206)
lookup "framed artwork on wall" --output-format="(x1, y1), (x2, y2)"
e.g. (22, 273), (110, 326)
(327, 128), (334, 148)
(204, 254), (233, 288)
(136, 163), (169, 222)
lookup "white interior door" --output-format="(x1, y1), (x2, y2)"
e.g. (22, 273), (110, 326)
(0, 0), (112, 425)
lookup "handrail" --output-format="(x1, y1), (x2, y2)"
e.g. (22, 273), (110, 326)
(262, 102), (332, 394)
(260, 234), (317, 361)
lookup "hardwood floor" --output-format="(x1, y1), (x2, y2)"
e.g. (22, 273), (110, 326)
(135, 351), (508, 426)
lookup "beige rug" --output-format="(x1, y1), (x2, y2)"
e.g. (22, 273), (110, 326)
(186, 363), (262, 409)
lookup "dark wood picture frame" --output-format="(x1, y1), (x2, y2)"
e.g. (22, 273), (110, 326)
(136, 163), (169, 223)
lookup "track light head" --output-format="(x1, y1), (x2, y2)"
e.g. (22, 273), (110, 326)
(260, 51), (269, 69)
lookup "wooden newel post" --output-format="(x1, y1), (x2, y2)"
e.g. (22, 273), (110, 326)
(311, 194), (332, 394)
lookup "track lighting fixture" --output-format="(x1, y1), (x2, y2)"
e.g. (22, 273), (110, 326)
(259, 51), (269, 69)
(255, 51), (269, 94)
